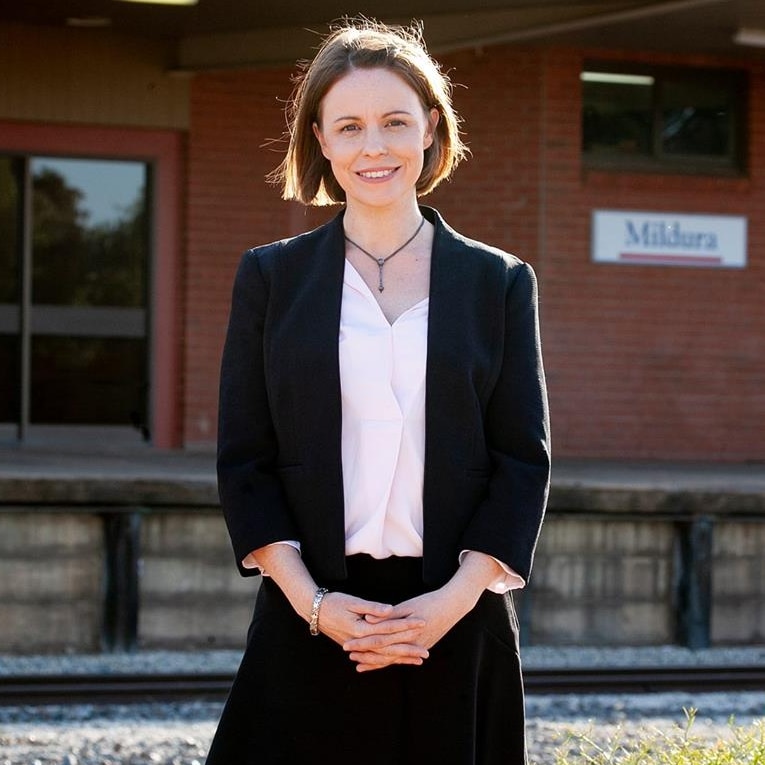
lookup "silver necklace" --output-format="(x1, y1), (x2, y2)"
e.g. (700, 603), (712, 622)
(344, 217), (425, 292)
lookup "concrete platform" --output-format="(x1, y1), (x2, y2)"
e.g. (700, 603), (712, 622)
(551, 459), (765, 515)
(0, 443), (763, 513)
(0, 445), (218, 506)
(1, 445), (763, 650)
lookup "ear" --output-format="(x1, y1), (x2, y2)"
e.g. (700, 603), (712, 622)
(312, 122), (330, 159)
(424, 107), (439, 150)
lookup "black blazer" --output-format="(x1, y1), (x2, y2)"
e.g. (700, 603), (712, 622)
(217, 206), (550, 587)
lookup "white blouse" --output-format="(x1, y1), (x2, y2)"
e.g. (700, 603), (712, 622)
(340, 259), (429, 558)
(244, 259), (522, 593)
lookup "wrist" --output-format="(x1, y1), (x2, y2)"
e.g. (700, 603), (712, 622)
(460, 550), (505, 588)
(442, 579), (481, 616)
(281, 579), (321, 623)
(444, 555), (500, 610)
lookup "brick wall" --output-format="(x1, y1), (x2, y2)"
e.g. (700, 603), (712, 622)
(185, 45), (765, 461)
(184, 67), (332, 445)
(426, 46), (544, 262)
(539, 49), (765, 461)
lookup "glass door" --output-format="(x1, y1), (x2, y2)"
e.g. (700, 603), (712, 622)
(0, 154), (150, 443)
(0, 157), (22, 429)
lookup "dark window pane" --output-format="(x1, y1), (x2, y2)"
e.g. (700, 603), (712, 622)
(661, 80), (732, 157)
(30, 336), (147, 427)
(0, 334), (20, 423)
(582, 65), (745, 174)
(582, 74), (653, 157)
(0, 158), (21, 425)
(0, 157), (21, 303)
(31, 158), (148, 308)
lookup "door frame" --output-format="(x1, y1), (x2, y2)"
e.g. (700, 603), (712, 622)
(1, 120), (183, 448)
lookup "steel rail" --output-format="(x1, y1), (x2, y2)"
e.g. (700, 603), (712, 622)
(0, 673), (232, 706)
(1, 665), (764, 706)
(523, 665), (765, 694)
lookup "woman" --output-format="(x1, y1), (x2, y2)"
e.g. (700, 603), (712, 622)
(208, 19), (550, 765)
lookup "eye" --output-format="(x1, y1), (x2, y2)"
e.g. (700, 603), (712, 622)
(339, 123), (360, 133)
(386, 118), (406, 128)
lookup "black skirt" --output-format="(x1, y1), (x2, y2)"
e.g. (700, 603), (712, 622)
(206, 555), (528, 765)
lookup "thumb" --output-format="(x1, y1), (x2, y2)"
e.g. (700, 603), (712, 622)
(386, 604), (417, 620)
(362, 613), (388, 624)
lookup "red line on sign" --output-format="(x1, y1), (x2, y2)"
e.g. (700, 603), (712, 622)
(619, 252), (723, 266)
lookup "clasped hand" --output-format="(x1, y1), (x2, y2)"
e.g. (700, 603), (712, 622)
(318, 589), (472, 673)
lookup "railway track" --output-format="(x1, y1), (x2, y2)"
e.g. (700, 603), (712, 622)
(1, 665), (763, 706)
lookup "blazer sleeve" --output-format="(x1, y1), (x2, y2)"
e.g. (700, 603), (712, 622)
(458, 262), (551, 583)
(217, 247), (300, 577)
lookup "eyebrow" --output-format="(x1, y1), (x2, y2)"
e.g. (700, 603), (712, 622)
(332, 110), (414, 123)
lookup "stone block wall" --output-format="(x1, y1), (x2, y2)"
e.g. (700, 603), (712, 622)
(1, 507), (763, 653)
(0, 512), (103, 652)
(712, 521), (765, 643)
(138, 513), (256, 649)
(521, 517), (675, 645)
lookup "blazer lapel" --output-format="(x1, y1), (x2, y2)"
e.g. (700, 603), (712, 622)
(273, 211), (348, 574)
(422, 207), (484, 581)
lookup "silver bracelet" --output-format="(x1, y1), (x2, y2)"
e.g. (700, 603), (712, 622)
(309, 587), (329, 636)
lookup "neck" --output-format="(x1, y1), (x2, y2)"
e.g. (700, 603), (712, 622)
(342, 200), (423, 253)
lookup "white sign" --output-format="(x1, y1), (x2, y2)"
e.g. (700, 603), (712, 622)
(592, 210), (747, 268)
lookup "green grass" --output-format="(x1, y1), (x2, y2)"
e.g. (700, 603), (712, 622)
(553, 709), (765, 764)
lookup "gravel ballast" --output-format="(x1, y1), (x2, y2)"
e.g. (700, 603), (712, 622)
(1, 648), (763, 764)
(1, 693), (764, 764)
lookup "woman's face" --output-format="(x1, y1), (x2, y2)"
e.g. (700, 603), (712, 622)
(313, 67), (438, 212)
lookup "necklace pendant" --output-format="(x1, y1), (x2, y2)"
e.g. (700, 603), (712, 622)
(343, 216), (425, 297)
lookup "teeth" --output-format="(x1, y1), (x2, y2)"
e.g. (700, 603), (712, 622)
(359, 169), (394, 178)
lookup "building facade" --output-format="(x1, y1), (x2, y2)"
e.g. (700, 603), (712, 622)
(2, 2), (763, 460)
(1, 2), (764, 651)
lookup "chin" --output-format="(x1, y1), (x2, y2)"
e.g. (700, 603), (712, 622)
(349, 185), (412, 209)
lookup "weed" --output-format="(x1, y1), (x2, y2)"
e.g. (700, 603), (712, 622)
(553, 708), (765, 765)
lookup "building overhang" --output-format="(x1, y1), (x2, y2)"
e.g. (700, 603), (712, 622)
(3, 0), (765, 70)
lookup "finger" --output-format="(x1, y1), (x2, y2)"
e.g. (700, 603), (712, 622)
(343, 627), (425, 652)
(362, 611), (417, 625)
(347, 641), (430, 660)
(361, 613), (387, 624)
(353, 653), (426, 672)
(347, 600), (394, 619)
(385, 603), (419, 620)
(359, 616), (426, 636)
(350, 655), (426, 669)
(344, 617), (424, 642)
(355, 659), (423, 673)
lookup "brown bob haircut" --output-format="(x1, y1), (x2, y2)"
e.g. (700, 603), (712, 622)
(272, 19), (468, 206)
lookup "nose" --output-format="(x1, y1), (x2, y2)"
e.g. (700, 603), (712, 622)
(362, 126), (388, 156)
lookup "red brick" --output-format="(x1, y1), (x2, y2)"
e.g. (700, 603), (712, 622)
(183, 45), (765, 461)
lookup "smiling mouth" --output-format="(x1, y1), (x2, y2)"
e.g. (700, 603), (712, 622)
(357, 168), (398, 179)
